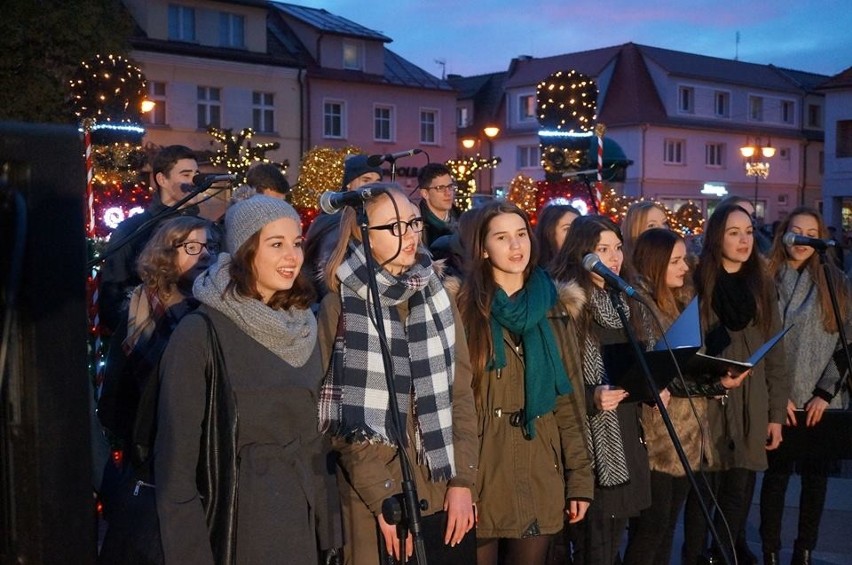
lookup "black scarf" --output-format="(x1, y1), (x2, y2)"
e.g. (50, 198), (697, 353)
(712, 269), (755, 331)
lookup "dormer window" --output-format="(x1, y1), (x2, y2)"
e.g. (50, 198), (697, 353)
(168, 4), (195, 42)
(219, 12), (245, 48)
(343, 40), (363, 71)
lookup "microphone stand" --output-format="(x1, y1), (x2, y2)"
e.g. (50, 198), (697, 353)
(386, 157), (399, 183)
(356, 204), (428, 565)
(86, 180), (224, 269)
(607, 289), (733, 565)
(817, 248), (852, 395)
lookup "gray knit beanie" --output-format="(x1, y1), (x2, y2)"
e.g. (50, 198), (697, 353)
(225, 194), (302, 253)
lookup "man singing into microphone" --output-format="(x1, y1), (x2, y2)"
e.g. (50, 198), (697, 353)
(99, 145), (202, 332)
(303, 154), (383, 298)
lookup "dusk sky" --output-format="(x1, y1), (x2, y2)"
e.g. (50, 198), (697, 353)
(291, 0), (852, 78)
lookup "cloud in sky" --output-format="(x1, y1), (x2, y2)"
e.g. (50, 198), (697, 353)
(289, 0), (851, 77)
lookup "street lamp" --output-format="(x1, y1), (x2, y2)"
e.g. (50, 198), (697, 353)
(483, 126), (500, 194)
(740, 137), (775, 218)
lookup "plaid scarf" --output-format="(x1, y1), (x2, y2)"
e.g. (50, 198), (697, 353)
(325, 243), (457, 481)
(582, 287), (630, 487)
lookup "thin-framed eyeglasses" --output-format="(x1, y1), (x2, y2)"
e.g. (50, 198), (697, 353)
(174, 241), (218, 255)
(425, 183), (457, 194)
(368, 217), (425, 237)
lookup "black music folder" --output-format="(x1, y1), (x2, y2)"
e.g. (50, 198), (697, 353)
(604, 299), (791, 401)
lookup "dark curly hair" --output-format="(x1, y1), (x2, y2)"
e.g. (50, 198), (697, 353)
(136, 216), (212, 301)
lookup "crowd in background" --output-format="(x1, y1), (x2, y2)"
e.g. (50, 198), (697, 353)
(93, 145), (850, 565)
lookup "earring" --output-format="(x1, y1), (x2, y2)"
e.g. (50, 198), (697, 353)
(483, 252), (489, 259)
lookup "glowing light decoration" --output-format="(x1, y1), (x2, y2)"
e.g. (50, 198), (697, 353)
(536, 70), (598, 133)
(70, 54), (147, 123)
(446, 155), (501, 210)
(673, 201), (705, 236)
(292, 146), (363, 228)
(506, 174), (539, 216)
(208, 127), (286, 182)
(527, 179), (594, 224)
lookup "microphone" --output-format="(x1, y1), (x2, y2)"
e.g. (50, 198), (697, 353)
(366, 149), (423, 167)
(319, 185), (388, 214)
(782, 232), (835, 251)
(183, 174), (237, 192)
(582, 253), (640, 298)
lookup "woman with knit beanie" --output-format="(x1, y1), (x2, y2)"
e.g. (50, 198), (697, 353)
(155, 195), (341, 564)
(759, 207), (849, 565)
(317, 184), (477, 565)
(549, 214), (651, 565)
(457, 200), (593, 565)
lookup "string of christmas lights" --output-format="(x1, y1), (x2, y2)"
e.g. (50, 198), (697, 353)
(446, 154), (501, 210)
(207, 127), (285, 182)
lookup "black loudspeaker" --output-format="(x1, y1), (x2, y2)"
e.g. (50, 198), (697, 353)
(0, 122), (95, 563)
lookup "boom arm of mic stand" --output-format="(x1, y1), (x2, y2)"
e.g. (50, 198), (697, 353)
(817, 250), (852, 397)
(607, 290), (733, 565)
(357, 206), (428, 565)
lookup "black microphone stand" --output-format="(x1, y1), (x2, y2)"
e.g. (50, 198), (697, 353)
(817, 249), (852, 395)
(355, 204), (428, 565)
(386, 156), (399, 183)
(86, 179), (225, 269)
(607, 289), (733, 565)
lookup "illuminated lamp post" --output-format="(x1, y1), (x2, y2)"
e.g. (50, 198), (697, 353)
(739, 137), (775, 219)
(483, 126), (500, 194)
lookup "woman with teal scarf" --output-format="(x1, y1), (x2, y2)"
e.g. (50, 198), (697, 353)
(457, 201), (593, 565)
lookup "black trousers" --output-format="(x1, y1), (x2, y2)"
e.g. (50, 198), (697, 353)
(566, 501), (627, 565)
(759, 452), (829, 553)
(622, 471), (689, 565)
(681, 468), (754, 564)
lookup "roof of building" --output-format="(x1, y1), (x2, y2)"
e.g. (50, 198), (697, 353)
(384, 49), (452, 90)
(503, 46), (624, 89)
(447, 71), (506, 127)
(270, 2), (392, 42)
(817, 66), (852, 90)
(598, 43), (667, 126)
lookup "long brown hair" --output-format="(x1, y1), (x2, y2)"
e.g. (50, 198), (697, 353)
(136, 216), (212, 302)
(632, 228), (691, 324)
(322, 184), (424, 293)
(535, 203), (580, 267)
(768, 207), (848, 332)
(457, 201), (539, 386)
(694, 203), (774, 336)
(226, 224), (316, 310)
(621, 201), (667, 259)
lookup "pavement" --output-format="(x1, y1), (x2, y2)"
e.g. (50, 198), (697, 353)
(669, 466), (852, 564)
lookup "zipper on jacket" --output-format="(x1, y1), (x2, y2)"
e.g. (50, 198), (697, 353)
(133, 479), (156, 496)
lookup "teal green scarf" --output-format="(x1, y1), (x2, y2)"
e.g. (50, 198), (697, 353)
(488, 267), (573, 438)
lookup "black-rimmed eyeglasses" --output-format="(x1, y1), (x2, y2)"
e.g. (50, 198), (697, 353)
(368, 218), (425, 237)
(425, 183), (457, 194)
(174, 241), (218, 255)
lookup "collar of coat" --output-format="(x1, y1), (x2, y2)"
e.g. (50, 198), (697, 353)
(443, 275), (585, 320)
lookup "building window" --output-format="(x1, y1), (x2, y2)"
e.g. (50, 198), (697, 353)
(343, 41), (363, 70)
(517, 145), (540, 169)
(252, 92), (274, 133)
(837, 120), (852, 158)
(781, 100), (795, 124)
(749, 96), (764, 121)
(420, 109), (437, 144)
(714, 91), (730, 118)
(144, 81), (167, 125)
(373, 105), (393, 141)
(664, 139), (685, 165)
(705, 143), (724, 167)
(678, 86), (694, 114)
(518, 94), (536, 122)
(197, 86), (221, 129)
(457, 107), (469, 128)
(168, 4), (195, 42)
(324, 101), (344, 138)
(219, 12), (245, 48)
(808, 104), (823, 128)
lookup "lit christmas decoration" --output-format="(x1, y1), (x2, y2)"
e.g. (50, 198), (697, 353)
(506, 174), (539, 217)
(292, 146), (363, 229)
(537, 70), (598, 133)
(527, 179), (594, 224)
(446, 154), (501, 210)
(207, 127), (286, 181)
(673, 201), (705, 236)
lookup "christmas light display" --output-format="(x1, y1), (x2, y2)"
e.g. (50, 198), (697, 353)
(446, 154), (501, 210)
(537, 70), (598, 133)
(673, 201), (705, 235)
(207, 127), (286, 182)
(290, 145), (362, 230)
(506, 174), (539, 217)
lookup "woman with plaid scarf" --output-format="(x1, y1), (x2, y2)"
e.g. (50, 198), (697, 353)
(317, 184), (478, 565)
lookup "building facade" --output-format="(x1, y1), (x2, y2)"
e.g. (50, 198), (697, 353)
(818, 67), (852, 231)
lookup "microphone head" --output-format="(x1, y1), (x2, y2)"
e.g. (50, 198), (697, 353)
(366, 154), (384, 167)
(782, 232), (797, 247)
(319, 191), (339, 215)
(582, 253), (601, 273)
(180, 183), (197, 194)
(412, 149), (423, 155)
